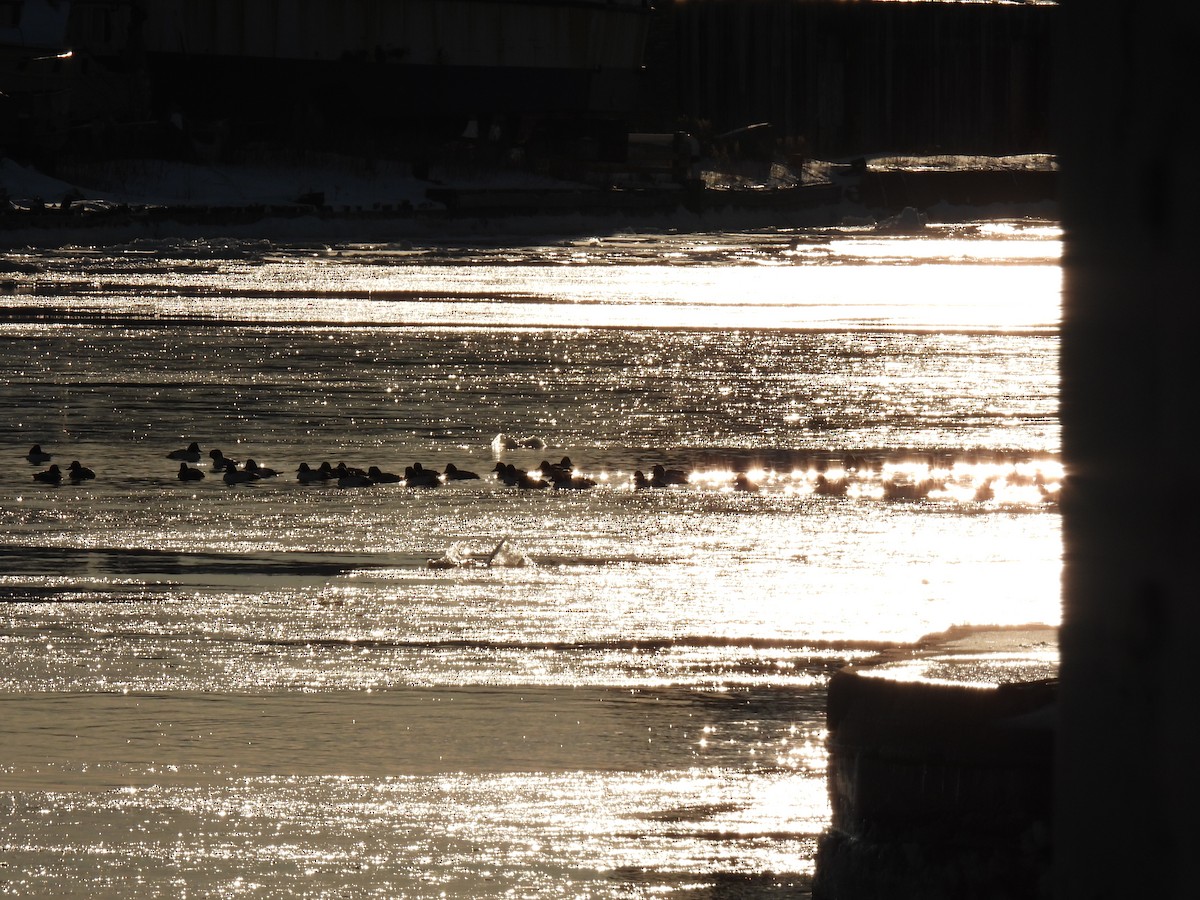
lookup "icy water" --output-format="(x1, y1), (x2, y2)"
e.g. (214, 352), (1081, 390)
(0, 222), (1062, 897)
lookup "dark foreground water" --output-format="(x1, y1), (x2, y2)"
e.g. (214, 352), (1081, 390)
(0, 223), (1062, 897)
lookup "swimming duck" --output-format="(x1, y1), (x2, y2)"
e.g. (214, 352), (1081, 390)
(540, 459), (595, 490)
(222, 463), (259, 485)
(650, 464), (690, 487)
(244, 459), (280, 478)
(733, 472), (759, 492)
(296, 462), (324, 484)
(493, 462), (548, 489)
(33, 464), (61, 484)
(178, 462), (205, 481)
(67, 460), (95, 481)
(442, 463), (480, 481)
(209, 448), (239, 471)
(633, 465), (689, 489)
(535, 456), (582, 483)
(882, 478), (936, 502)
(337, 469), (374, 488)
(552, 472), (597, 490)
(27, 444), (52, 464)
(332, 461), (369, 481)
(404, 463), (441, 488)
(537, 459), (569, 482)
(368, 465), (403, 484)
(167, 442), (202, 462)
(813, 473), (848, 497)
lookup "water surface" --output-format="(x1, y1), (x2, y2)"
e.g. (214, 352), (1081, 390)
(0, 221), (1062, 896)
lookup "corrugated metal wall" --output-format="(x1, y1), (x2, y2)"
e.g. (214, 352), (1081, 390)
(642, 0), (1055, 157)
(140, 0), (648, 71)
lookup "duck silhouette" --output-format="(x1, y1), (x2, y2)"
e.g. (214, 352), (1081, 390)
(493, 462), (547, 489)
(67, 460), (95, 481)
(222, 463), (259, 485)
(540, 459), (596, 490)
(177, 462), (205, 481)
(209, 448), (239, 471)
(368, 465), (403, 484)
(733, 472), (759, 492)
(296, 462), (327, 484)
(244, 459), (279, 478)
(33, 464), (61, 484)
(334, 462), (369, 480)
(404, 463), (441, 488)
(337, 469), (374, 488)
(813, 473), (848, 497)
(27, 444), (52, 465)
(442, 463), (480, 481)
(167, 442), (202, 462)
(650, 464), (690, 487)
(634, 465), (690, 489)
(882, 478), (938, 502)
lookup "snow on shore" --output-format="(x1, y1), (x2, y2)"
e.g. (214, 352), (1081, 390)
(1, 155), (593, 211)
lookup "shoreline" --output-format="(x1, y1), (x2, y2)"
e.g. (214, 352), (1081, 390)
(2, 155), (1059, 247)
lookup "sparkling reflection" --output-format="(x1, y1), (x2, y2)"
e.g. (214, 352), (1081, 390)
(1, 223), (1061, 896)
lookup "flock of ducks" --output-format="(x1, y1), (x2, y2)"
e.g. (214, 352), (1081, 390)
(23, 442), (1059, 503)
(26, 445), (95, 484)
(23, 440), (731, 493)
(171, 443), (487, 489)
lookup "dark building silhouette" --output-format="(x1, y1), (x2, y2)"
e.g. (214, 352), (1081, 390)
(4, 0), (1055, 168)
(640, 0), (1055, 157)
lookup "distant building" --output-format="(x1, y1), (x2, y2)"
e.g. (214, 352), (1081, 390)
(46, 0), (652, 164)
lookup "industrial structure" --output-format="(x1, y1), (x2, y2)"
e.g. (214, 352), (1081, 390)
(3, 0), (653, 166)
(3, 1), (1055, 178)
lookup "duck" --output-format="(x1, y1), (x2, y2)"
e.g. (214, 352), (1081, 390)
(244, 459), (280, 478)
(733, 472), (759, 492)
(167, 442), (202, 462)
(493, 462), (548, 489)
(536, 456), (581, 482)
(33, 464), (61, 484)
(404, 463), (441, 488)
(368, 465), (403, 484)
(442, 463), (480, 481)
(632, 470), (653, 490)
(813, 473), (848, 497)
(209, 448), (239, 471)
(650, 464), (690, 487)
(337, 469), (374, 488)
(552, 472), (597, 490)
(178, 462), (206, 481)
(633, 465), (690, 489)
(27, 444), (52, 465)
(296, 462), (325, 484)
(882, 478), (936, 502)
(540, 459), (596, 490)
(334, 461), (369, 481)
(222, 463), (259, 485)
(537, 459), (570, 482)
(494, 462), (520, 486)
(67, 460), (95, 481)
